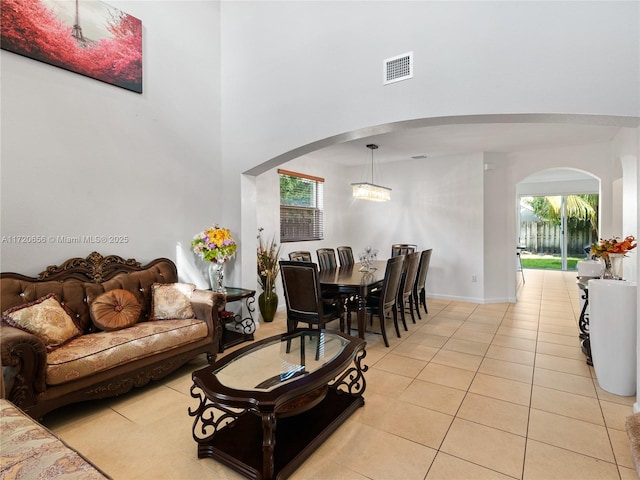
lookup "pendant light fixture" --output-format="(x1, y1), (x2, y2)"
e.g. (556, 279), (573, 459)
(351, 144), (392, 202)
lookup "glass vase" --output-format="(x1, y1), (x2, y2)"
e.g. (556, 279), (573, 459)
(209, 262), (226, 293)
(600, 253), (625, 280)
(258, 290), (278, 322)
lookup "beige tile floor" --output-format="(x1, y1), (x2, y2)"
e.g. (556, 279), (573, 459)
(43, 269), (640, 479)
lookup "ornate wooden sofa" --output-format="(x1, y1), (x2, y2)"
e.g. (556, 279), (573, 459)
(0, 252), (224, 419)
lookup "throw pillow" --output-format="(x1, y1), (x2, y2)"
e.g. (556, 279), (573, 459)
(150, 283), (196, 320)
(90, 289), (142, 331)
(2, 293), (81, 351)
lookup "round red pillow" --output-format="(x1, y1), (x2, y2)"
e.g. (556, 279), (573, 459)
(90, 289), (142, 331)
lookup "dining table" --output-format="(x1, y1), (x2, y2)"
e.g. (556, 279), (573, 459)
(317, 260), (387, 340)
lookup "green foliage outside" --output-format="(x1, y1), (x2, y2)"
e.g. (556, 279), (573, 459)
(526, 194), (599, 235)
(522, 194), (599, 261)
(280, 175), (313, 206)
(520, 257), (582, 270)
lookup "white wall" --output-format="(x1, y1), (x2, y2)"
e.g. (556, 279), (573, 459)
(223, 0), (639, 290)
(221, 1), (638, 171)
(613, 128), (640, 283)
(257, 151), (487, 303)
(345, 152), (487, 302)
(517, 178), (600, 197)
(1, 1), (221, 278)
(606, 127), (640, 412)
(483, 153), (512, 302)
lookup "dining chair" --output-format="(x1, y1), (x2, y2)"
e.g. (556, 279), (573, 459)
(288, 251), (312, 262)
(336, 246), (358, 316)
(316, 248), (338, 270)
(279, 261), (344, 359)
(412, 249), (432, 318)
(391, 244), (417, 257)
(350, 255), (404, 347)
(336, 246), (355, 267)
(397, 251), (421, 327)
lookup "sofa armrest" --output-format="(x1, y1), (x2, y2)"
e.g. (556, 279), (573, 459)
(190, 290), (226, 349)
(0, 325), (47, 407)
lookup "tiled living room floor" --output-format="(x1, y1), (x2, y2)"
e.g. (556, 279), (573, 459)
(43, 269), (639, 479)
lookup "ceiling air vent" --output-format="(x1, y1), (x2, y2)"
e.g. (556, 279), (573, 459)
(383, 51), (413, 85)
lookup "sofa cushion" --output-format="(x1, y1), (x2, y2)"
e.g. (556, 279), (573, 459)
(1, 279), (91, 332)
(45, 319), (208, 385)
(150, 283), (196, 320)
(90, 289), (142, 331)
(2, 294), (81, 351)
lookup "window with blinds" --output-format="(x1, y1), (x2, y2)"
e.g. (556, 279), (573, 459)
(279, 169), (324, 242)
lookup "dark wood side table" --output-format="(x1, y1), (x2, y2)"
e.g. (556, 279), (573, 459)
(220, 287), (256, 352)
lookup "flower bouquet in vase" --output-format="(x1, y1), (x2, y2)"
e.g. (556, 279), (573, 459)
(257, 228), (282, 322)
(191, 225), (237, 293)
(589, 235), (636, 280)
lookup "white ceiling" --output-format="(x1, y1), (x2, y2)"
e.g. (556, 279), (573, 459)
(302, 123), (623, 167)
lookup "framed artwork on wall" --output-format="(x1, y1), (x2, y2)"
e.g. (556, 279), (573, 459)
(1, 0), (142, 94)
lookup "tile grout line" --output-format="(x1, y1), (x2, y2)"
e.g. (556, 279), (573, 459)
(520, 270), (544, 480)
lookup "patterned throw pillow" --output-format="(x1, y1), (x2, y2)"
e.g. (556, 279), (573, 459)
(150, 283), (196, 320)
(90, 289), (142, 331)
(2, 293), (81, 351)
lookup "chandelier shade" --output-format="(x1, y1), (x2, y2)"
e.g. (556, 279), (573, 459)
(352, 144), (391, 202)
(351, 182), (392, 202)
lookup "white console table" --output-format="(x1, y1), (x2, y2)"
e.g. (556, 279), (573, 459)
(588, 279), (637, 396)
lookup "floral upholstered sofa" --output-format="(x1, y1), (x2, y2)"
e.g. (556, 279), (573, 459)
(0, 252), (225, 419)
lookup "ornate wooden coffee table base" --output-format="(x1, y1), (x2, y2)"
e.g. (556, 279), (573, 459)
(189, 330), (367, 480)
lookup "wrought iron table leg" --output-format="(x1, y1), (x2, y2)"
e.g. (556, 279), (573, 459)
(577, 287), (592, 365)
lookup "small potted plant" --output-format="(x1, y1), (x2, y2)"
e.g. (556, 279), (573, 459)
(257, 228), (282, 322)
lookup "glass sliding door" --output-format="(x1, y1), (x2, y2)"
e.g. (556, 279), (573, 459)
(519, 194), (598, 271)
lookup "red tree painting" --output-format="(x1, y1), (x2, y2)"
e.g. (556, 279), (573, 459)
(1, 0), (142, 93)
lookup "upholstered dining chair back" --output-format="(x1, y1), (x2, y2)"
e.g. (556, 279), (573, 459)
(380, 256), (405, 311)
(279, 261), (340, 332)
(397, 251), (422, 326)
(316, 248), (338, 270)
(288, 251), (312, 262)
(391, 244), (417, 257)
(362, 255), (405, 347)
(336, 246), (355, 267)
(413, 249), (433, 317)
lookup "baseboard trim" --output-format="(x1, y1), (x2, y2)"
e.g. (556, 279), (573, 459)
(428, 293), (516, 305)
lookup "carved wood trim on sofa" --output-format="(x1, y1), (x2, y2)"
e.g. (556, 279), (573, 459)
(0, 252), (224, 419)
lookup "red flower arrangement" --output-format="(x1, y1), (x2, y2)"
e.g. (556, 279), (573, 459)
(590, 236), (637, 258)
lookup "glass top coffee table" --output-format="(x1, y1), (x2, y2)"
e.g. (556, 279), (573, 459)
(189, 329), (367, 480)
